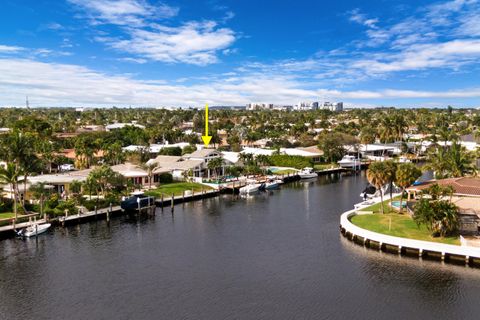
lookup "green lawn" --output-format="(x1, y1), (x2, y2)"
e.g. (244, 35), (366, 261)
(145, 182), (213, 197)
(271, 169), (298, 175)
(0, 212), (14, 220)
(350, 213), (459, 245)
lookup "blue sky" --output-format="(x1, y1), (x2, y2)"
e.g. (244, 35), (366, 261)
(1, 0), (480, 108)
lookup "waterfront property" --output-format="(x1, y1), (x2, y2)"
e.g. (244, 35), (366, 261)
(147, 155), (204, 179)
(1, 162), (156, 201)
(406, 177), (480, 235)
(341, 207), (480, 265)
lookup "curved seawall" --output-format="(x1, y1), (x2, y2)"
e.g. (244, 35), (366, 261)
(340, 209), (480, 266)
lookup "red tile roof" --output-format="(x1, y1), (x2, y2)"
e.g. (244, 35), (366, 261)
(407, 177), (480, 196)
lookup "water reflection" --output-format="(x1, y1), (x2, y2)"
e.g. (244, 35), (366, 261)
(1, 173), (480, 320)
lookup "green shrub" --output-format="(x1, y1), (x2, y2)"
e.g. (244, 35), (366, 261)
(158, 172), (173, 183)
(267, 154), (312, 169)
(0, 198), (13, 213)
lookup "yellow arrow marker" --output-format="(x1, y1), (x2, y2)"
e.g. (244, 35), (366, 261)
(201, 104), (212, 146)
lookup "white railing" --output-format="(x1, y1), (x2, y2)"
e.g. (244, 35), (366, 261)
(341, 209), (480, 259)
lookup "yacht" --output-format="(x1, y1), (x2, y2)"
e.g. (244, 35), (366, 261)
(298, 167), (317, 179)
(17, 223), (51, 237)
(337, 155), (361, 169)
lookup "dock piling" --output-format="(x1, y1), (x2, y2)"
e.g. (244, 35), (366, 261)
(106, 203), (111, 223)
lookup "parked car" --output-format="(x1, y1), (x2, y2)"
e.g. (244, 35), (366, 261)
(60, 164), (75, 171)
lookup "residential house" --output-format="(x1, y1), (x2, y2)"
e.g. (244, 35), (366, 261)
(147, 155), (204, 179)
(406, 177), (480, 235)
(183, 149), (230, 178)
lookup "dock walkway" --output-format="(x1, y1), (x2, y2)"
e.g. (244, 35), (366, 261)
(0, 219), (47, 233)
(59, 205), (122, 224)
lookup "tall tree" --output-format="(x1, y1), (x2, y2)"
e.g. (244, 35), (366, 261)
(30, 182), (51, 219)
(0, 163), (21, 219)
(366, 162), (388, 214)
(395, 163), (422, 213)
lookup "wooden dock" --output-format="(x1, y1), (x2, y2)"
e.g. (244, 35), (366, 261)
(0, 218), (47, 235)
(315, 167), (348, 175)
(59, 205), (123, 225)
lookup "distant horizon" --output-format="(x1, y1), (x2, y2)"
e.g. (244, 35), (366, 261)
(1, 104), (479, 110)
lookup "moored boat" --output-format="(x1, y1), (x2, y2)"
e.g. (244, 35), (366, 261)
(264, 180), (280, 190)
(337, 155), (361, 169)
(18, 223), (52, 237)
(121, 191), (155, 211)
(239, 183), (262, 194)
(298, 167), (317, 179)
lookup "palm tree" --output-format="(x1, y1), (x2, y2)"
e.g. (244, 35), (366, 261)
(426, 142), (476, 178)
(142, 162), (158, 189)
(207, 157), (224, 179)
(383, 160), (397, 204)
(395, 163), (422, 213)
(367, 162), (388, 214)
(391, 114), (408, 141)
(20, 156), (42, 207)
(378, 116), (395, 144)
(0, 163), (20, 219)
(30, 182), (50, 219)
(448, 142), (476, 177)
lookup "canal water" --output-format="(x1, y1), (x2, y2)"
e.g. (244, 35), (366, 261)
(1, 173), (480, 320)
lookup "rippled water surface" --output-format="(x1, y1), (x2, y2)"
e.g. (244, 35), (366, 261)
(1, 173), (480, 320)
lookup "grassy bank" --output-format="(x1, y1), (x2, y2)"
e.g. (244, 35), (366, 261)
(271, 169), (298, 175)
(145, 182), (213, 197)
(350, 213), (459, 245)
(0, 212), (14, 219)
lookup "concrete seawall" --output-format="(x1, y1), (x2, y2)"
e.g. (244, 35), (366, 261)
(340, 208), (480, 267)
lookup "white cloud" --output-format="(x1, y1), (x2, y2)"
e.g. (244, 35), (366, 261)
(0, 45), (25, 53)
(349, 9), (379, 29)
(68, 0), (179, 26)
(0, 58), (479, 107)
(352, 39), (480, 74)
(69, 0), (236, 65)
(117, 57), (147, 64)
(41, 22), (65, 31)
(97, 21), (236, 65)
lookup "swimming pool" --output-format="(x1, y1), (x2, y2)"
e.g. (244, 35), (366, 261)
(391, 200), (407, 209)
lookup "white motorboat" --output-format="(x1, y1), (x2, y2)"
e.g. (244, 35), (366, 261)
(264, 181), (280, 190)
(19, 223), (51, 237)
(337, 155), (361, 169)
(298, 167), (317, 179)
(239, 183), (262, 194)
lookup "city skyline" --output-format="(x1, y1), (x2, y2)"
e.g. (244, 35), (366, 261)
(1, 0), (480, 108)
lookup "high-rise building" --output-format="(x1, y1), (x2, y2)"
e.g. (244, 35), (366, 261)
(246, 103), (274, 110)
